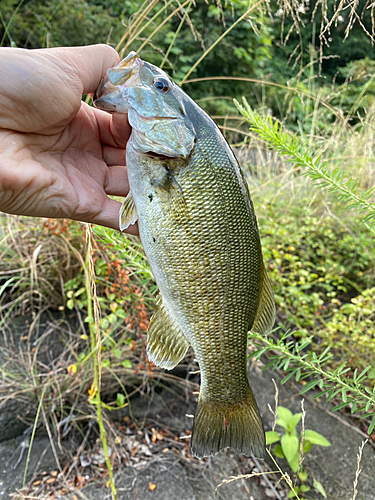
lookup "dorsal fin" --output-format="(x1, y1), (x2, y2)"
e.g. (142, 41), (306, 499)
(251, 263), (276, 334)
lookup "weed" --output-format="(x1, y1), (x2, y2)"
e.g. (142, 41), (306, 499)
(266, 405), (330, 499)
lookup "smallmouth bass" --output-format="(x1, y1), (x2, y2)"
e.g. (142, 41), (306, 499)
(94, 52), (275, 459)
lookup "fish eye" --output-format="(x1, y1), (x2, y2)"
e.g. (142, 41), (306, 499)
(153, 77), (171, 93)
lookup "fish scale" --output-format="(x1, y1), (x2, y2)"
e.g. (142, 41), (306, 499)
(94, 51), (276, 459)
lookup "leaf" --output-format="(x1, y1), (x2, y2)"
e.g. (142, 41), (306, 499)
(67, 364), (77, 376)
(368, 415), (375, 435)
(116, 393), (125, 407)
(332, 401), (350, 411)
(299, 470), (308, 482)
(303, 440), (313, 453)
(67, 298), (74, 310)
(277, 406), (293, 425)
(281, 434), (299, 463)
(289, 451), (300, 473)
(273, 444), (285, 458)
(313, 478), (327, 498)
(301, 485), (310, 492)
(300, 379), (321, 394)
(304, 430), (331, 447)
(122, 359), (132, 368)
(266, 431), (280, 445)
(88, 382), (97, 399)
(288, 413), (303, 432)
(113, 348), (122, 359)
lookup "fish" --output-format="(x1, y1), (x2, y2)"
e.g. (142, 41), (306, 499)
(94, 51), (276, 459)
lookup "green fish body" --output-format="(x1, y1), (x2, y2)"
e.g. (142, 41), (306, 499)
(94, 52), (275, 458)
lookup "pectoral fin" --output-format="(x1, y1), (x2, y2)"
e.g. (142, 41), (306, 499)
(147, 298), (190, 370)
(251, 263), (276, 334)
(119, 191), (138, 231)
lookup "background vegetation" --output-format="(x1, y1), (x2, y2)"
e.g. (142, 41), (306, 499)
(0, 1), (374, 499)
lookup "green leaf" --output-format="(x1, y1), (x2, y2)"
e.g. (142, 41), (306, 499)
(102, 359), (110, 368)
(273, 444), (285, 458)
(277, 406), (293, 425)
(277, 419), (288, 430)
(368, 415), (375, 435)
(300, 379), (321, 393)
(342, 389), (347, 403)
(332, 401), (350, 411)
(289, 451), (300, 473)
(313, 478), (327, 498)
(301, 485), (310, 492)
(288, 413), (303, 432)
(108, 313), (117, 324)
(67, 298), (74, 310)
(303, 440), (313, 453)
(122, 359), (132, 368)
(288, 491), (297, 498)
(116, 393), (125, 406)
(304, 430), (331, 447)
(281, 433), (299, 463)
(266, 431), (280, 445)
(299, 470), (308, 482)
(113, 348), (122, 359)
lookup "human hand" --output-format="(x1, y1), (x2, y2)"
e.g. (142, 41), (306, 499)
(0, 44), (137, 233)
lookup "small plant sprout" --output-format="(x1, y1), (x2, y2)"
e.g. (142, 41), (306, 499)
(266, 406), (331, 499)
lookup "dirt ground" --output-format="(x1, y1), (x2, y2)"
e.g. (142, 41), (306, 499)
(1, 364), (375, 500)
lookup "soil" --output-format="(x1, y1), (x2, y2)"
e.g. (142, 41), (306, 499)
(1, 315), (374, 500)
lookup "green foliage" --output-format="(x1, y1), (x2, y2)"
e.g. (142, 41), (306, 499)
(258, 202), (374, 336)
(266, 405), (330, 499)
(0, 0), (125, 47)
(235, 98), (375, 230)
(318, 287), (375, 374)
(250, 331), (375, 434)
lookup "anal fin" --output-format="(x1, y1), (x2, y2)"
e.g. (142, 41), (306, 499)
(251, 263), (276, 335)
(147, 298), (190, 370)
(119, 191), (138, 231)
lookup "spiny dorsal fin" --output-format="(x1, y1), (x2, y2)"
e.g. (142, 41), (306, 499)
(251, 263), (276, 335)
(119, 191), (138, 231)
(147, 298), (190, 370)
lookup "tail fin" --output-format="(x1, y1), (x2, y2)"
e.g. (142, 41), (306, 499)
(190, 392), (265, 459)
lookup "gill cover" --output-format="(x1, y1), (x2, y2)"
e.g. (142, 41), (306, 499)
(95, 52), (195, 159)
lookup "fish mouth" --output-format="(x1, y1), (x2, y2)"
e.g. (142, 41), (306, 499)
(93, 51), (143, 113)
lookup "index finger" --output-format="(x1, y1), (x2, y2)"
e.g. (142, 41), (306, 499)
(93, 107), (131, 149)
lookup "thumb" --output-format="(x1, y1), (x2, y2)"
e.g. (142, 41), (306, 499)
(55, 44), (120, 95)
